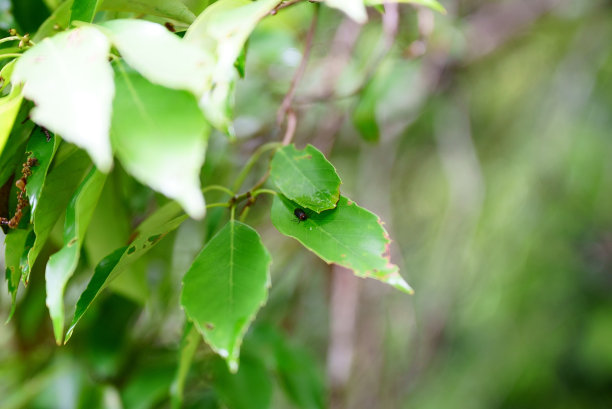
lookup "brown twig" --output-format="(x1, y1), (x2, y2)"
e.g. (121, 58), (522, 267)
(268, 0), (304, 15)
(275, 5), (319, 136)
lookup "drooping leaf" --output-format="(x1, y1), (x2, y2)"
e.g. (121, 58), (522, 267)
(111, 62), (209, 219)
(100, 0), (197, 24)
(24, 128), (60, 217)
(12, 27), (115, 171)
(65, 201), (188, 342)
(45, 168), (106, 344)
(271, 194), (412, 293)
(4, 228), (30, 322)
(181, 220), (271, 372)
(270, 144), (341, 213)
(70, 0), (102, 23)
(97, 19), (213, 96)
(364, 0), (446, 14)
(325, 0), (367, 24)
(22, 146), (91, 284)
(10, 0), (51, 34)
(0, 62), (23, 157)
(170, 322), (201, 409)
(184, 0), (280, 135)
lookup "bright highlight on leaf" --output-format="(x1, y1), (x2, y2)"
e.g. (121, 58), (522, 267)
(12, 27), (115, 172)
(270, 144), (342, 213)
(111, 63), (209, 219)
(185, 0), (281, 135)
(181, 220), (272, 373)
(325, 0), (368, 23)
(271, 194), (413, 294)
(0, 62), (23, 157)
(98, 20), (214, 97)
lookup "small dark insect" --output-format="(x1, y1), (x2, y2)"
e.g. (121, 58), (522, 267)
(41, 126), (51, 142)
(164, 22), (176, 32)
(294, 208), (308, 223)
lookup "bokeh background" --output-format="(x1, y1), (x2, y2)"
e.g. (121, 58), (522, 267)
(2, 0), (612, 408)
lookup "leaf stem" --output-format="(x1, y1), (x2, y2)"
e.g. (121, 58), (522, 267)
(232, 141), (282, 193)
(0, 36), (19, 45)
(202, 185), (234, 197)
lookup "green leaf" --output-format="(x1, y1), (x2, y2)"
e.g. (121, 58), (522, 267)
(12, 27), (115, 171)
(65, 201), (188, 342)
(24, 129), (60, 217)
(184, 0), (280, 135)
(170, 322), (201, 409)
(32, 0), (73, 42)
(71, 0), (102, 23)
(270, 144), (341, 213)
(364, 0), (446, 14)
(100, 0), (197, 24)
(97, 19), (213, 96)
(111, 63), (209, 219)
(10, 0), (51, 33)
(325, 0), (367, 23)
(22, 146), (91, 284)
(181, 220), (271, 372)
(271, 194), (412, 294)
(4, 228), (30, 322)
(45, 168), (106, 344)
(0, 62), (23, 158)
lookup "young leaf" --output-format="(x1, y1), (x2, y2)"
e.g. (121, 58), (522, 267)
(185, 0), (280, 135)
(100, 0), (197, 24)
(181, 220), (272, 373)
(65, 201), (188, 342)
(271, 194), (412, 294)
(97, 20), (214, 96)
(0, 62), (23, 157)
(364, 0), (446, 14)
(12, 27), (115, 172)
(111, 63), (209, 219)
(270, 144), (341, 213)
(45, 168), (106, 344)
(325, 0), (367, 24)
(22, 147), (91, 284)
(70, 0), (102, 23)
(4, 228), (30, 322)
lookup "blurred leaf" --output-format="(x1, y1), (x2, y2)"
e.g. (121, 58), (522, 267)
(353, 82), (382, 143)
(0, 62), (23, 157)
(4, 228), (30, 322)
(181, 220), (271, 372)
(170, 322), (201, 409)
(71, 0), (102, 23)
(270, 144), (341, 213)
(0, 106), (32, 188)
(24, 128), (60, 217)
(325, 0), (367, 24)
(65, 201), (188, 342)
(22, 146), (91, 283)
(211, 354), (272, 409)
(364, 0), (446, 14)
(12, 27), (114, 171)
(111, 62), (208, 219)
(271, 194), (412, 293)
(45, 168), (106, 344)
(10, 0), (50, 33)
(97, 20), (214, 98)
(121, 361), (177, 409)
(32, 0), (73, 42)
(184, 0), (280, 135)
(100, 0), (197, 23)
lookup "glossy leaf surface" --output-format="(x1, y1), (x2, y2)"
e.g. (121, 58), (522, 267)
(12, 27), (115, 171)
(0, 62), (23, 157)
(100, 0), (196, 23)
(111, 63), (208, 219)
(45, 168), (106, 344)
(271, 194), (412, 293)
(71, 0), (102, 23)
(270, 144), (341, 213)
(181, 220), (271, 372)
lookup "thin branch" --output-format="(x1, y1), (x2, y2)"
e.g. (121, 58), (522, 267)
(269, 0), (304, 15)
(281, 109), (297, 146)
(275, 6), (319, 130)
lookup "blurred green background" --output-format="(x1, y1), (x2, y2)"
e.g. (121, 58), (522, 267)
(2, 0), (612, 408)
